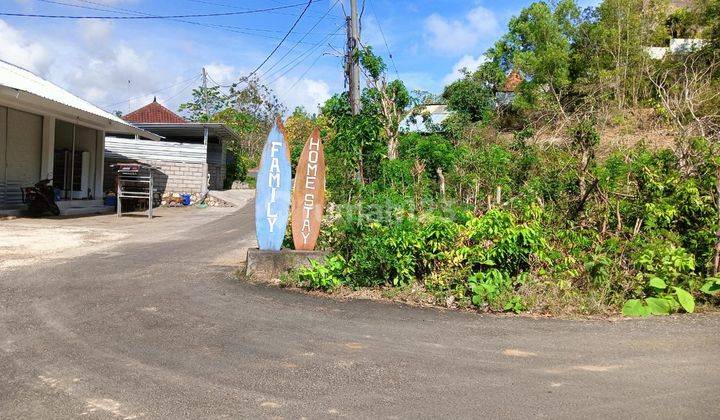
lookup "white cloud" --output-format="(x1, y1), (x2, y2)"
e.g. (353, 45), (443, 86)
(271, 77), (331, 114)
(361, 15), (386, 50)
(80, 20), (113, 46)
(185, 61), (331, 114)
(0, 18), (334, 116)
(0, 19), (52, 76)
(442, 54), (488, 85)
(423, 5), (500, 56)
(0, 19), (193, 114)
(205, 62), (241, 86)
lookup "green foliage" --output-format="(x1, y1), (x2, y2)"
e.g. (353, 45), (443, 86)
(296, 256), (346, 291)
(442, 61), (504, 123)
(300, 205), (545, 313)
(320, 92), (385, 200)
(399, 133), (457, 180)
(490, 0), (579, 112)
(178, 86), (229, 122)
(359, 46), (386, 81)
(179, 76), (285, 159)
(303, 1), (720, 316)
(570, 118), (600, 152)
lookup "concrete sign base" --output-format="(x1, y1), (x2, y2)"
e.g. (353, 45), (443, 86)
(246, 248), (329, 280)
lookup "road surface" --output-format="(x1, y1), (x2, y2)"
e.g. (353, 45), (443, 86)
(1, 202), (719, 419)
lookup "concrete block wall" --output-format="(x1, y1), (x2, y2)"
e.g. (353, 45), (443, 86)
(104, 158), (204, 195)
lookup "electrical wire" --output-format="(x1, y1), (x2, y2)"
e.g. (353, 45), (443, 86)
(265, 25), (344, 86)
(186, 0), (338, 19)
(262, 23), (343, 83)
(248, 0), (314, 77)
(288, 52), (326, 90)
(1, 2), (308, 19)
(162, 77), (203, 104)
(37, 0), (334, 45)
(259, 0), (340, 77)
(69, 0), (339, 36)
(369, 0), (400, 79)
(100, 73), (202, 109)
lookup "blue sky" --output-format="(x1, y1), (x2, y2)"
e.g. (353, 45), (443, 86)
(0, 0), (597, 115)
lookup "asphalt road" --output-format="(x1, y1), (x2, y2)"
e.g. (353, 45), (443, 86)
(1, 203), (719, 419)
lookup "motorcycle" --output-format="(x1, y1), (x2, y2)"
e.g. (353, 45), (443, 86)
(21, 179), (60, 216)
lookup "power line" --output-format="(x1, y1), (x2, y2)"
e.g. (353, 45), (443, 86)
(100, 73), (202, 109)
(0, 2), (308, 19)
(260, 0), (340, 77)
(39, 0), (336, 45)
(248, 0), (314, 77)
(369, 0), (400, 79)
(288, 52), (327, 90)
(186, 0), (339, 20)
(53, 0), (338, 35)
(263, 23), (343, 83)
(266, 25), (344, 86)
(163, 77), (202, 105)
(205, 73), (223, 88)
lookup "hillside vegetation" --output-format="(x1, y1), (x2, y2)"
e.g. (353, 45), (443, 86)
(276, 0), (720, 317)
(181, 0), (720, 316)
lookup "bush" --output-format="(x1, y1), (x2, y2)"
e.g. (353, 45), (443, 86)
(297, 126), (719, 316)
(296, 256), (346, 291)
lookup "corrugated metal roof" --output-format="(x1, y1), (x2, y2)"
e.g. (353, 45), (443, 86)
(105, 136), (206, 164)
(135, 123), (242, 144)
(0, 59), (157, 139)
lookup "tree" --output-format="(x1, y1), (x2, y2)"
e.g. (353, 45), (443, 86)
(589, 0), (666, 109)
(442, 61), (504, 124)
(178, 85), (229, 122)
(284, 106), (316, 170)
(178, 76), (285, 159)
(359, 46), (410, 160)
(490, 0), (580, 119)
(319, 91), (385, 199)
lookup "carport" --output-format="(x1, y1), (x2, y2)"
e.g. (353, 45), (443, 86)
(0, 59), (158, 216)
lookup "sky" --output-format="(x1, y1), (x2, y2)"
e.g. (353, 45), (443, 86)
(0, 0), (598, 117)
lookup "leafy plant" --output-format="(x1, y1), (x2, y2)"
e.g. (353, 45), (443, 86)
(296, 256), (346, 291)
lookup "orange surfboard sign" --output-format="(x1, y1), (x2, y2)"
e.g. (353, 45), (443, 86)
(291, 128), (326, 250)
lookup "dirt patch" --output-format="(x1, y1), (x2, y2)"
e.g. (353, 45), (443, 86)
(0, 207), (238, 271)
(0, 224), (125, 269)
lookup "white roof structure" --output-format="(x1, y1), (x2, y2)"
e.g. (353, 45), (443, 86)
(401, 104), (451, 133)
(0, 59), (159, 140)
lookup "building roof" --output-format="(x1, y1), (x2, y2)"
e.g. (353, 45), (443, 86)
(500, 70), (523, 93)
(133, 123), (241, 144)
(123, 98), (187, 124)
(401, 104), (451, 133)
(0, 59), (159, 140)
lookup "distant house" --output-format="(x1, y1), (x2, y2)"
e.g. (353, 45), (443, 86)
(0, 59), (158, 216)
(646, 38), (707, 60)
(401, 104), (451, 133)
(104, 98), (240, 195)
(496, 69), (523, 107)
(402, 70), (524, 134)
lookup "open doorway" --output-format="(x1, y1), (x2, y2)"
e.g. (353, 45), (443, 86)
(53, 120), (98, 200)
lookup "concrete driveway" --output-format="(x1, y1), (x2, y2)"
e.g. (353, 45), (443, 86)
(1, 198), (718, 419)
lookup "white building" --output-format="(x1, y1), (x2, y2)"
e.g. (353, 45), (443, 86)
(401, 104), (451, 133)
(0, 59), (157, 216)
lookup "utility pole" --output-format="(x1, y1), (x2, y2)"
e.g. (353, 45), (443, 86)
(201, 67), (210, 195)
(202, 67), (210, 120)
(346, 0), (361, 115)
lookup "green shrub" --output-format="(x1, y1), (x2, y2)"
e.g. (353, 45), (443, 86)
(296, 256), (346, 291)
